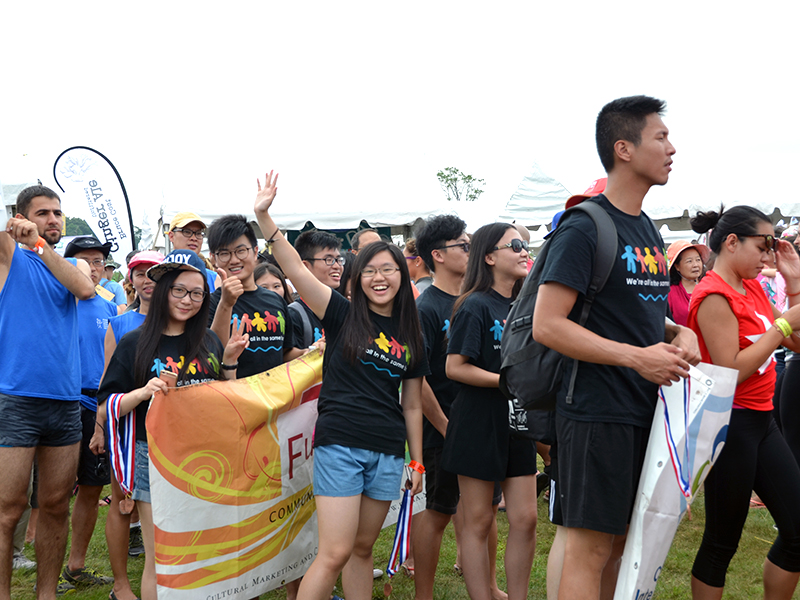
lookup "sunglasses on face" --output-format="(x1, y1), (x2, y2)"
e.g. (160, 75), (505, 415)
(742, 234), (779, 252)
(434, 242), (471, 253)
(492, 239), (529, 253)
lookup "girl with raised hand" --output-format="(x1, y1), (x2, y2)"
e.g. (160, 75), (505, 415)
(253, 171), (427, 600)
(688, 206), (800, 600)
(98, 250), (248, 600)
(441, 223), (538, 600)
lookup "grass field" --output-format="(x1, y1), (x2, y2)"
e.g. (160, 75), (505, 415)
(10, 487), (792, 599)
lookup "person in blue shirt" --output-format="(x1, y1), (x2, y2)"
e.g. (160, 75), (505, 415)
(61, 236), (120, 588)
(0, 186), (95, 598)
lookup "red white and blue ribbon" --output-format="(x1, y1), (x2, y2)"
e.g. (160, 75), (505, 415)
(106, 393), (136, 496)
(660, 377), (692, 498)
(386, 488), (413, 577)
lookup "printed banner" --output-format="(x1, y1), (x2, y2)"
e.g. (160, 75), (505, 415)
(53, 146), (136, 265)
(614, 363), (737, 600)
(147, 353), (324, 599)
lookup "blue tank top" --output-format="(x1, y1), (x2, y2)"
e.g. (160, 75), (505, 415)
(109, 310), (146, 344)
(0, 246), (81, 401)
(78, 295), (118, 410)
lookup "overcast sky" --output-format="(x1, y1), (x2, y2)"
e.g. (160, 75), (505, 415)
(2, 2), (798, 229)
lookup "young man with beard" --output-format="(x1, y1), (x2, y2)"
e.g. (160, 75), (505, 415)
(208, 214), (298, 377)
(532, 96), (700, 599)
(0, 185), (95, 599)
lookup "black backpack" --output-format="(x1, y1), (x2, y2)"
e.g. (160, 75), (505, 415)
(499, 201), (618, 411)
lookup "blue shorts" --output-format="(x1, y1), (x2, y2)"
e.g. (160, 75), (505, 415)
(0, 393), (81, 448)
(132, 440), (151, 503)
(313, 444), (404, 501)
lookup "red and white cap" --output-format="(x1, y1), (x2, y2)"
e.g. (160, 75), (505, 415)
(565, 177), (608, 209)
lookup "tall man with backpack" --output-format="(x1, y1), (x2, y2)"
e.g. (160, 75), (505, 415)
(531, 96), (700, 599)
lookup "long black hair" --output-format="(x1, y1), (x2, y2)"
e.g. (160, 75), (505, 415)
(691, 205), (772, 254)
(133, 268), (217, 387)
(453, 223), (520, 316)
(339, 241), (424, 368)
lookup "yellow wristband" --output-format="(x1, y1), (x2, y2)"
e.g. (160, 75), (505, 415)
(774, 317), (793, 338)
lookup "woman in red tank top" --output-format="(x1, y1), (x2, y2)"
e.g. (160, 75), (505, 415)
(687, 206), (800, 599)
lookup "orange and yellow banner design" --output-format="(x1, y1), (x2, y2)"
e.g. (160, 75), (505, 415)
(146, 352), (323, 599)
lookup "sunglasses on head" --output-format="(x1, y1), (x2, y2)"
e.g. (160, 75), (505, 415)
(492, 239), (529, 253)
(742, 234), (779, 252)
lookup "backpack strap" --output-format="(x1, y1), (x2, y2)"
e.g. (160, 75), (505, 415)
(289, 300), (313, 348)
(558, 201), (618, 404)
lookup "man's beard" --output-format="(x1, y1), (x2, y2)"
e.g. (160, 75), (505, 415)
(43, 229), (62, 247)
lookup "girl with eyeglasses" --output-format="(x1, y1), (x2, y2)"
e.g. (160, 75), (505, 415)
(687, 206), (800, 599)
(441, 223), (537, 600)
(98, 250), (248, 600)
(254, 172), (427, 600)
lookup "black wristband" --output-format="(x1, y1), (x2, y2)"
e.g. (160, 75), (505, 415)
(221, 363), (238, 371)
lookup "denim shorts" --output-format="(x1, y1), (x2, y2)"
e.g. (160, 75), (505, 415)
(313, 444), (404, 501)
(132, 440), (151, 503)
(0, 393), (81, 448)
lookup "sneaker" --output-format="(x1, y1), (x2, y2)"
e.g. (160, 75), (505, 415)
(34, 577), (76, 595)
(62, 566), (114, 586)
(12, 551), (36, 570)
(129, 525), (145, 557)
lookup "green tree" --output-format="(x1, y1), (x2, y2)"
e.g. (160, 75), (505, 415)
(436, 167), (485, 202)
(65, 216), (93, 236)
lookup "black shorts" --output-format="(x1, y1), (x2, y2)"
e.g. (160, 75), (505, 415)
(0, 393), (81, 448)
(424, 447), (460, 515)
(555, 414), (649, 536)
(77, 406), (110, 486)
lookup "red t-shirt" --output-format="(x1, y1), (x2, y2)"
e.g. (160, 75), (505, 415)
(687, 270), (776, 411)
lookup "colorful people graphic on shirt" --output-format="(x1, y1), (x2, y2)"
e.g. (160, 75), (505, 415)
(643, 247), (658, 275)
(442, 319), (450, 334)
(375, 332), (391, 353)
(622, 245), (638, 273)
(654, 246), (667, 276)
(252, 312), (267, 332)
(490, 319), (504, 341)
(389, 337), (404, 359)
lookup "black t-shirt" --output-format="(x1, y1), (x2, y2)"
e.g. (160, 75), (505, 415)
(98, 328), (224, 442)
(416, 285), (461, 450)
(539, 194), (668, 427)
(314, 292), (430, 457)
(441, 289), (514, 480)
(290, 298), (325, 349)
(208, 287), (295, 378)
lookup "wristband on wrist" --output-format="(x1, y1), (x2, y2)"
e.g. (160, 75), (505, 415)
(33, 236), (46, 255)
(774, 317), (793, 338)
(408, 460), (425, 474)
(221, 363), (239, 371)
(787, 289), (800, 297)
(265, 227), (280, 255)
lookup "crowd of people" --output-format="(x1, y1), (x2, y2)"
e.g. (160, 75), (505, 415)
(2, 94), (800, 600)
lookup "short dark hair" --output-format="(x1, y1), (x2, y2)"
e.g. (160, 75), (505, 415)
(294, 230), (342, 261)
(596, 95), (667, 172)
(415, 215), (467, 273)
(207, 214), (257, 253)
(16, 185), (60, 219)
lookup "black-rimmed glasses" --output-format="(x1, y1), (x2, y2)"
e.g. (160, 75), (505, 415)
(170, 285), (206, 302)
(215, 246), (255, 263)
(173, 227), (205, 240)
(742, 234), (779, 252)
(492, 239), (529, 253)
(307, 256), (346, 266)
(435, 242), (470, 253)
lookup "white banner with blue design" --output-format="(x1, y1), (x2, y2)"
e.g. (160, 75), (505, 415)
(614, 363), (737, 600)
